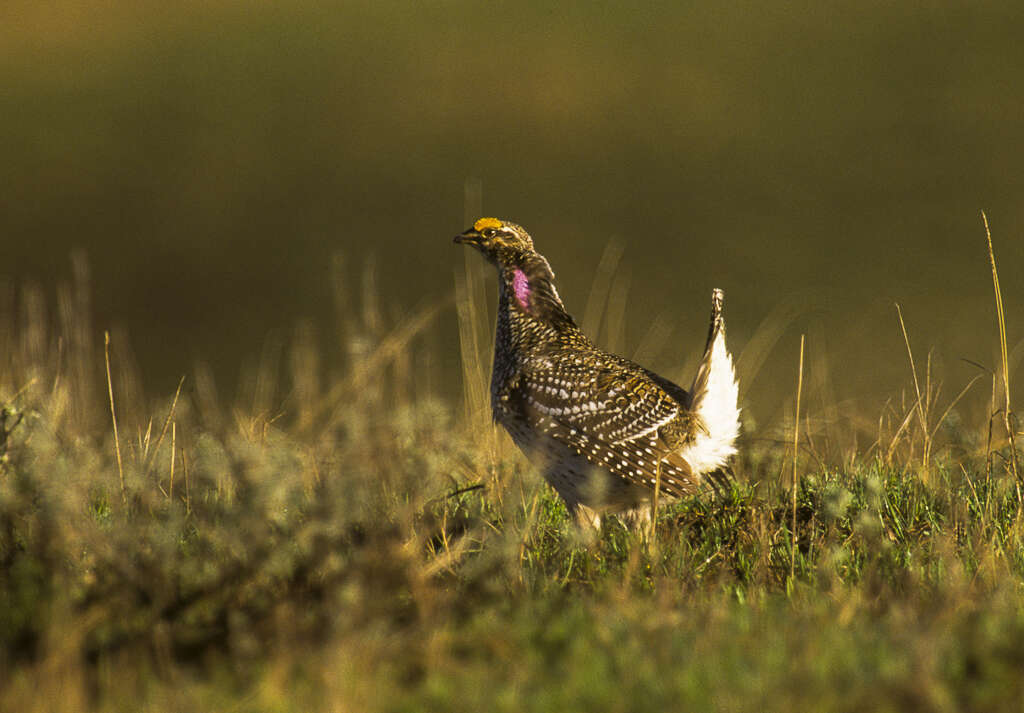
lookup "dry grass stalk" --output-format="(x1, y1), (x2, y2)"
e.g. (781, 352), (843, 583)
(896, 303), (929, 469)
(890, 305), (979, 473)
(104, 330), (125, 504)
(144, 375), (185, 475)
(791, 333), (805, 582)
(982, 211), (1020, 498)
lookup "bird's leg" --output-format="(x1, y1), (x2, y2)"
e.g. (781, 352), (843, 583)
(648, 458), (664, 540)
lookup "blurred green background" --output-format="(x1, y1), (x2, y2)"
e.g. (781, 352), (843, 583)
(3, 0), (1023, 424)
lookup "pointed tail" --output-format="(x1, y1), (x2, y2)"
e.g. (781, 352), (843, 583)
(679, 289), (741, 474)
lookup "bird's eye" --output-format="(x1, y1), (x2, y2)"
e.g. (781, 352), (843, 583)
(482, 228), (497, 239)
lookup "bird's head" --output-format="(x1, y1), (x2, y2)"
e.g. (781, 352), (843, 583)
(454, 217), (576, 329)
(454, 218), (535, 267)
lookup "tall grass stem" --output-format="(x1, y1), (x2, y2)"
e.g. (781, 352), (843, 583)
(104, 331), (126, 504)
(982, 211), (1020, 498)
(791, 333), (805, 582)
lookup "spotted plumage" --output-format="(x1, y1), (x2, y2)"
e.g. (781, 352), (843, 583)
(455, 218), (740, 525)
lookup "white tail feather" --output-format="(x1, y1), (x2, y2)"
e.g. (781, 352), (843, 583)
(677, 289), (740, 474)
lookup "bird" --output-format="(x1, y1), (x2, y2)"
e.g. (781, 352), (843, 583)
(454, 217), (740, 527)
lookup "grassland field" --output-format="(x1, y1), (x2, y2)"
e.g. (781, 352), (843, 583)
(3, 258), (1024, 713)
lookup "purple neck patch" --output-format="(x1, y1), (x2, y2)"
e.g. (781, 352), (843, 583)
(512, 268), (531, 311)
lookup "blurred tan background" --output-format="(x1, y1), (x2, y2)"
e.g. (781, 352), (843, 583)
(3, 0), (1023, 427)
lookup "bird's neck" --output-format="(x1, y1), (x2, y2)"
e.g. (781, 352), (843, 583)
(496, 255), (578, 339)
(490, 254), (582, 415)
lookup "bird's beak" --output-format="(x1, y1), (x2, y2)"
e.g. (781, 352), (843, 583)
(454, 228), (481, 246)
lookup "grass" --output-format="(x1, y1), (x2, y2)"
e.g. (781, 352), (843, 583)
(2, 227), (1024, 711)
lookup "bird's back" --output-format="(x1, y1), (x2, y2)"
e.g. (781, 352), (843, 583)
(493, 324), (706, 513)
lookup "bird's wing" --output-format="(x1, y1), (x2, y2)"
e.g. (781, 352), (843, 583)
(516, 357), (679, 444)
(510, 352), (698, 496)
